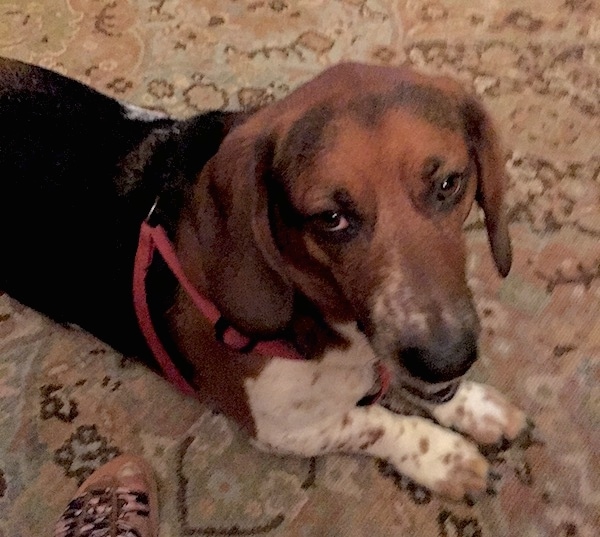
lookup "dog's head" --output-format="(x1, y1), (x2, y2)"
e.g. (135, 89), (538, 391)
(192, 63), (511, 395)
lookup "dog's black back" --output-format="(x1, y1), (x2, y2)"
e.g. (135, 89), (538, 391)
(0, 57), (239, 356)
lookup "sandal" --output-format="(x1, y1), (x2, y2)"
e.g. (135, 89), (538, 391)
(54, 454), (158, 537)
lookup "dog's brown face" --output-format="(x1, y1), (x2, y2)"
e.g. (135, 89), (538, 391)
(194, 63), (511, 393)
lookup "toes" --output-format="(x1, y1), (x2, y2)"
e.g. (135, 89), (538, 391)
(435, 451), (489, 501)
(476, 403), (527, 446)
(502, 407), (528, 441)
(479, 415), (540, 460)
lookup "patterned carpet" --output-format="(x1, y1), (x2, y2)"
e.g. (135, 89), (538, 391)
(1, 1), (599, 536)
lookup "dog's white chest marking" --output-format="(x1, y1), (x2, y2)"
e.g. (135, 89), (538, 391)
(245, 323), (377, 434)
(244, 324), (492, 500)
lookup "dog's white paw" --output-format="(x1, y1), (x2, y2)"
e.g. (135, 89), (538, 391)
(429, 381), (528, 446)
(431, 437), (490, 501)
(390, 421), (489, 501)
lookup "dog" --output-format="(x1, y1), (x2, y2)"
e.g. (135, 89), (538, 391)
(0, 57), (528, 500)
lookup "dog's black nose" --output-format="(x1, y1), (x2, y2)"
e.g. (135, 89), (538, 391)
(399, 331), (478, 383)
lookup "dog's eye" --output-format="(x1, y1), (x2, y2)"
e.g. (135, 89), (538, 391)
(314, 211), (349, 232)
(421, 157), (469, 213)
(437, 173), (462, 200)
(432, 172), (465, 210)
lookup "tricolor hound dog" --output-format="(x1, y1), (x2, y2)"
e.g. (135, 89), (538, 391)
(0, 58), (528, 500)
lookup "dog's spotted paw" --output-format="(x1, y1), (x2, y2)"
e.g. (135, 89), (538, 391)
(391, 423), (489, 502)
(428, 381), (528, 447)
(431, 437), (490, 501)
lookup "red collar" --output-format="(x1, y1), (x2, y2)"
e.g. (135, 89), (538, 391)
(133, 218), (389, 403)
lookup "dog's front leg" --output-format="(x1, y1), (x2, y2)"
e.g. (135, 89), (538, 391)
(245, 361), (489, 500)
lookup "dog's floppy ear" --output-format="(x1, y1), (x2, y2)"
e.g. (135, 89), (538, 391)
(462, 97), (512, 277)
(194, 130), (294, 336)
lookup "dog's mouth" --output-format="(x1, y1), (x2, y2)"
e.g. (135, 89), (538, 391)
(399, 381), (459, 404)
(356, 320), (464, 404)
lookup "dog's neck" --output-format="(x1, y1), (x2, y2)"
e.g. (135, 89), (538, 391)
(124, 111), (252, 368)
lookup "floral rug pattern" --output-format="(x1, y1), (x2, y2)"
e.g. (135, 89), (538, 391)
(1, 1), (599, 536)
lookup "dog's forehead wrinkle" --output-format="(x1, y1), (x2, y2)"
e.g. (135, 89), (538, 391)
(349, 81), (462, 132)
(422, 155), (445, 178)
(276, 103), (336, 177)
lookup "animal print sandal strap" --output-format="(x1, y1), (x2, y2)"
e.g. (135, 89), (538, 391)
(54, 455), (158, 537)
